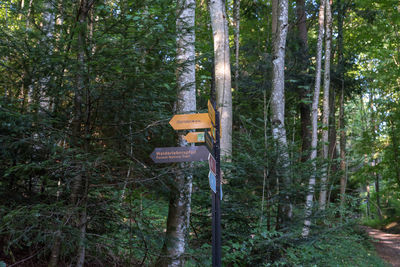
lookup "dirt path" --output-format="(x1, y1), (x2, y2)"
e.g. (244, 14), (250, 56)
(364, 226), (400, 267)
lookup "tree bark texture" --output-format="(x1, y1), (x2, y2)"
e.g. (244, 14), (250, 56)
(233, 0), (240, 93)
(271, 0), (291, 222)
(390, 120), (400, 186)
(328, 88), (337, 176)
(157, 0), (195, 266)
(375, 172), (382, 219)
(337, 0), (347, 207)
(296, 0), (312, 162)
(209, 0), (232, 158)
(319, 0), (332, 211)
(302, 0), (325, 237)
(339, 87), (347, 206)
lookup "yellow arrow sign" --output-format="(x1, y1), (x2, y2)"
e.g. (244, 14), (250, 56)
(169, 113), (211, 130)
(185, 132), (205, 143)
(210, 124), (221, 140)
(208, 100), (216, 126)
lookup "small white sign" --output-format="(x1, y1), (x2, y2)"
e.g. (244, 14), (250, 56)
(208, 171), (216, 193)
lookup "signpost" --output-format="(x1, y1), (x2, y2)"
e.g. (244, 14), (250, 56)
(169, 113), (211, 130)
(150, 146), (209, 163)
(208, 99), (222, 267)
(150, 99), (222, 267)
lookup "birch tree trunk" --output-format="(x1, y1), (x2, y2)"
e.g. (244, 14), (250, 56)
(157, 0), (195, 266)
(270, 0), (291, 222)
(302, 0), (325, 237)
(209, 0), (232, 158)
(319, 0), (332, 210)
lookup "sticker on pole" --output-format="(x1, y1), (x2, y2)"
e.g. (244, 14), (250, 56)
(208, 171), (216, 193)
(208, 153), (216, 175)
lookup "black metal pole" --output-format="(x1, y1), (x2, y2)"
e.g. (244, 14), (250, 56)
(213, 101), (222, 267)
(212, 190), (216, 266)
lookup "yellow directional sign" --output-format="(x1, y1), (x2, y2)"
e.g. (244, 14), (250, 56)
(169, 113), (211, 130)
(185, 132), (205, 143)
(208, 100), (216, 126)
(205, 131), (214, 153)
(210, 124), (221, 140)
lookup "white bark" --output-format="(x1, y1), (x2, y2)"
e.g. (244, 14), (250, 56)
(209, 0), (232, 158)
(319, 0), (332, 210)
(158, 0), (195, 266)
(271, 0), (291, 220)
(302, 0), (325, 237)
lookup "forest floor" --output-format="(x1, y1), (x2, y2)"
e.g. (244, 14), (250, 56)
(363, 225), (400, 267)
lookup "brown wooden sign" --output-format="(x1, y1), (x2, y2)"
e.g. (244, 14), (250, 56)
(169, 113), (211, 130)
(150, 146), (209, 163)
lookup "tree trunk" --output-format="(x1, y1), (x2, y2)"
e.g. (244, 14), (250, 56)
(375, 172), (382, 220)
(372, 159), (383, 219)
(157, 0), (195, 266)
(337, 0), (347, 208)
(49, 1), (93, 266)
(209, 0), (232, 158)
(302, 0), (325, 237)
(20, 0), (33, 112)
(366, 184), (371, 218)
(328, 89), (337, 170)
(319, 0), (332, 210)
(339, 87), (346, 206)
(369, 93), (382, 220)
(296, 0), (312, 162)
(271, 0), (291, 222)
(327, 87), (337, 204)
(261, 90), (271, 230)
(37, 1), (55, 112)
(390, 120), (400, 186)
(233, 0), (240, 93)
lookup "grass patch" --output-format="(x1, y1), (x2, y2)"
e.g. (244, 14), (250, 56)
(284, 226), (388, 267)
(362, 216), (400, 234)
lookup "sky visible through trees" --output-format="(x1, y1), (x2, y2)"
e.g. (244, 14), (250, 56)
(0, 0), (400, 266)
